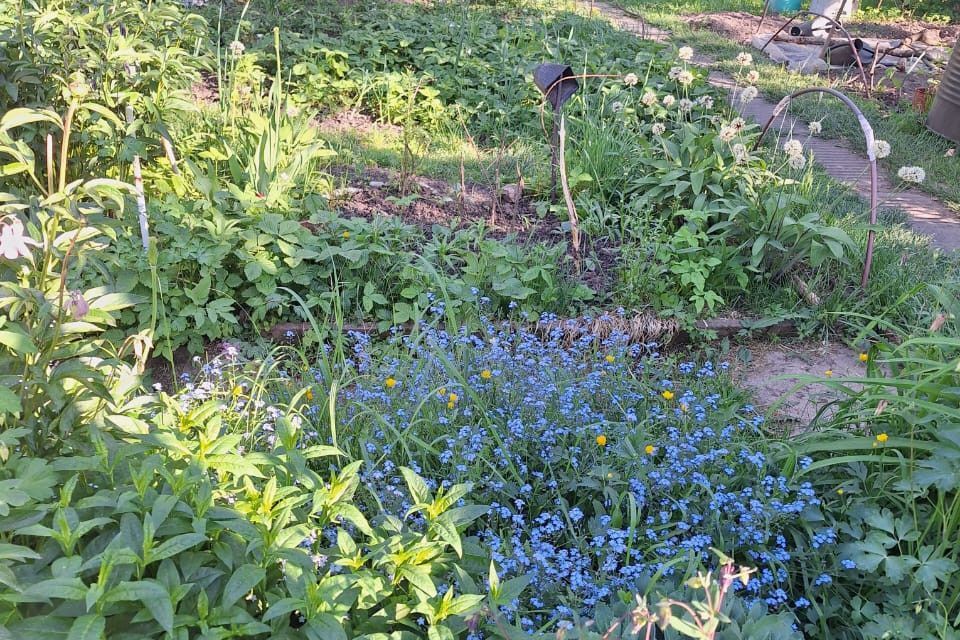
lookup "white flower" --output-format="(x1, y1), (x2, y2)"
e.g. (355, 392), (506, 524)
(228, 40), (245, 56)
(678, 46), (694, 61)
(731, 117), (746, 131)
(611, 101), (624, 113)
(788, 154), (807, 170)
(783, 139), (803, 157)
(736, 52), (753, 66)
(678, 98), (693, 111)
(641, 90), (657, 106)
(732, 143), (750, 164)
(697, 95), (714, 109)
(745, 70), (760, 84)
(0, 218), (39, 261)
(897, 166), (926, 183)
(623, 73), (639, 86)
(808, 120), (823, 135)
(668, 66), (682, 80)
(662, 95), (676, 107)
(677, 70), (694, 86)
(652, 122), (666, 136)
(739, 86), (758, 103)
(872, 139), (891, 159)
(719, 126), (737, 142)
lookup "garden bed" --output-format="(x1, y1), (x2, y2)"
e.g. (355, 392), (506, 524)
(1, 0), (959, 638)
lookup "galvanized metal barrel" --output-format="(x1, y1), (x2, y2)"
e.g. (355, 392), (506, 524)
(928, 41), (960, 144)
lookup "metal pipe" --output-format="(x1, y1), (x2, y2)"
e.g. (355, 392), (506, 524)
(751, 87), (879, 289)
(757, 0), (771, 34)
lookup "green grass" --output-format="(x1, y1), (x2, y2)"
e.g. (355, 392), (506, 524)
(320, 121), (542, 187)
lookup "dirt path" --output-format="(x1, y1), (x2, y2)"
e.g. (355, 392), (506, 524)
(581, 0), (960, 252)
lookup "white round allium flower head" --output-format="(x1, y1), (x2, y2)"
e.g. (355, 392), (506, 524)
(745, 70), (760, 84)
(623, 73), (639, 86)
(678, 46), (694, 61)
(677, 70), (694, 86)
(668, 66), (682, 80)
(731, 117), (746, 131)
(228, 40), (245, 56)
(783, 139), (803, 157)
(808, 120), (823, 135)
(736, 52), (753, 66)
(641, 90), (657, 106)
(897, 166), (925, 183)
(789, 154), (807, 171)
(697, 95), (714, 109)
(662, 95), (676, 107)
(678, 98), (693, 111)
(872, 139), (891, 159)
(652, 122), (666, 136)
(739, 86), (758, 103)
(719, 126), (737, 142)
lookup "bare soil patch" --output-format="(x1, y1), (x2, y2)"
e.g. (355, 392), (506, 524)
(690, 11), (959, 46)
(731, 339), (866, 427)
(326, 165), (555, 242)
(315, 109), (403, 138)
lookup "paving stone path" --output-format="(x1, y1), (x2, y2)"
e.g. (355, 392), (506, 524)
(583, 0), (960, 251)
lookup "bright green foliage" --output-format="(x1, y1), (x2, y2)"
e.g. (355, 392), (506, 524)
(0, 406), (488, 639)
(104, 203), (591, 355)
(0, 0), (206, 181)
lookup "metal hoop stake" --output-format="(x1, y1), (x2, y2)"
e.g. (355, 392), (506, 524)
(752, 87), (879, 290)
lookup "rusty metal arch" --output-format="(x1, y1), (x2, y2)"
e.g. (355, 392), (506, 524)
(751, 87), (879, 289)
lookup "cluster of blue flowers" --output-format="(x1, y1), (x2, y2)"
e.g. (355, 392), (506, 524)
(322, 317), (832, 626)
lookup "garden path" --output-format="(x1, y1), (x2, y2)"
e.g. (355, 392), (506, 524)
(582, 0), (960, 252)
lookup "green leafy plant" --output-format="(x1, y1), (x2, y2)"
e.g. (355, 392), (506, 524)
(0, 104), (146, 456)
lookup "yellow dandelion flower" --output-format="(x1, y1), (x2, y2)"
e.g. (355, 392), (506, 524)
(605, 354), (615, 363)
(662, 390), (675, 401)
(876, 433), (888, 443)
(448, 392), (458, 403)
(825, 370), (833, 378)
(304, 387), (314, 401)
(596, 434), (607, 447)
(232, 385), (243, 398)
(438, 387), (446, 396)
(859, 352), (869, 363)
(342, 231), (350, 239)
(447, 400), (455, 410)
(645, 444), (656, 455)
(385, 377), (397, 389)
(481, 369), (492, 380)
